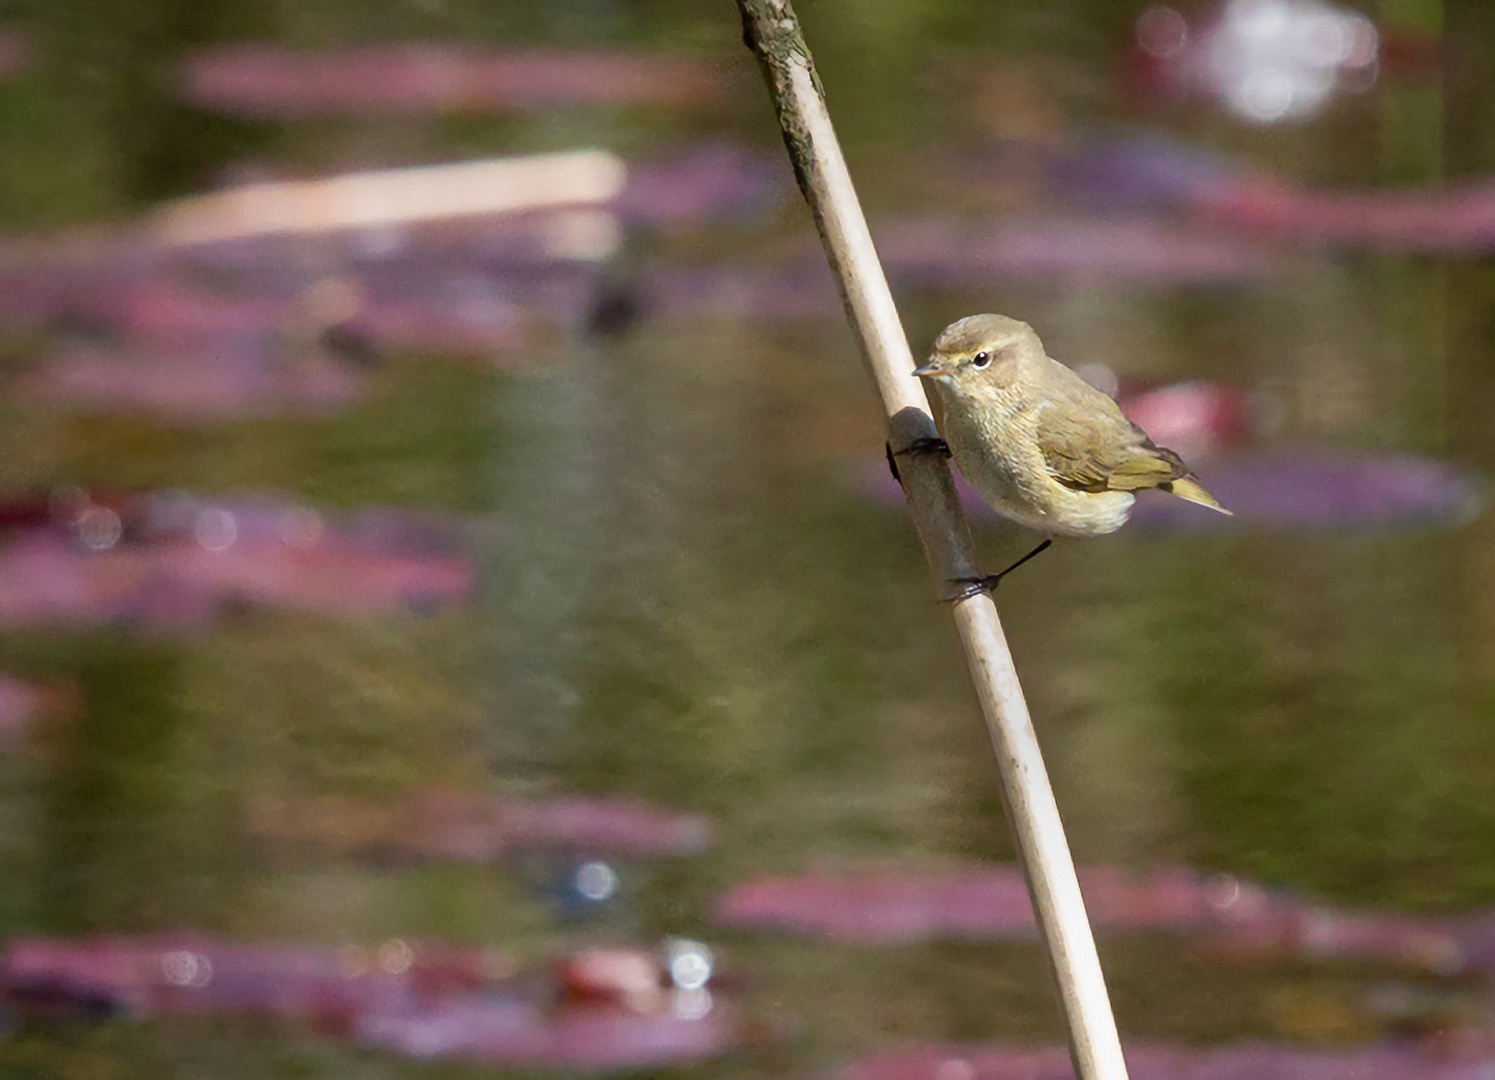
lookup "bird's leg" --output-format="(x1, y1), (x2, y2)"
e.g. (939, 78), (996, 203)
(946, 539), (1053, 601)
(886, 436), (952, 483)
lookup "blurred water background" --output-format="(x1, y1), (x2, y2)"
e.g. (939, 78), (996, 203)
(1, 0), (1494, 1076)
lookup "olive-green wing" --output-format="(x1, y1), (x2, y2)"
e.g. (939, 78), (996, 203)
(1034, 360), (1185, 494)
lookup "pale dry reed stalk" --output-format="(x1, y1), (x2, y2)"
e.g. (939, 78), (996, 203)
(735, 4), (1131, 1078)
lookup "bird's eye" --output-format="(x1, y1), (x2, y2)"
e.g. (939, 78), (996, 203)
(971, 351), (991, 368)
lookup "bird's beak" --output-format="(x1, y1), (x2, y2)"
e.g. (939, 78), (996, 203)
(911, 359), (945, 379)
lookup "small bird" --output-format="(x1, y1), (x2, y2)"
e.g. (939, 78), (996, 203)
(905, 313), (1230, 594)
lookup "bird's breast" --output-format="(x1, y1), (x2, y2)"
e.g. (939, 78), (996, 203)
(941, 389), (1047, 521)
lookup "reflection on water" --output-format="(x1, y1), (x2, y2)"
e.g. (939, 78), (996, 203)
(1, 0), (1495, 1075)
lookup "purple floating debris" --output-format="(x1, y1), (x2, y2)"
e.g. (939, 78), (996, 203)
(845, 1040), (1495, 1080)
(858, 449), (1485, 532)
(1045, 133), (1241, 212)
(22, 340), (362, 421)
(358, 995), (737, 1071)
(0, 490), (473, 628)
(182, 44), (732, 117)
(1129, 449), (1487, 532)
(619, 143), (790, 228)
(4, 934), (509, 1025)
(1199, 175), (1495, 254)
(717, 864), (1208, 946)
(933, 132), (1495, 256)
(642, 262), (842, 323)
(874, 214), (1270, 287)
(5, 934), (739, 1072)
(716, 861), (1474, 975)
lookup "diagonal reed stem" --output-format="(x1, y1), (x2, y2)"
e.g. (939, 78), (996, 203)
(734, 4), (1131, 1078)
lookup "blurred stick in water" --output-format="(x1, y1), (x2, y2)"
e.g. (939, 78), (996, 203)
(734, 4), (1130, 1079)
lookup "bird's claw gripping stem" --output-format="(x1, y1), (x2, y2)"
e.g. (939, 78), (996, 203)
(943, 575), (1006, 603)
(942, 539), (1054, 602)
(901, 436), (951, 458)
(886, 436), (952, 482)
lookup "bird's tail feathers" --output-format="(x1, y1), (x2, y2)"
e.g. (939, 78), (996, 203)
(1166, 476), (1232, 515)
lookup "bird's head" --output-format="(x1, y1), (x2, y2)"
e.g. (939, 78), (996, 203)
(912, 314), (1040, 397)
